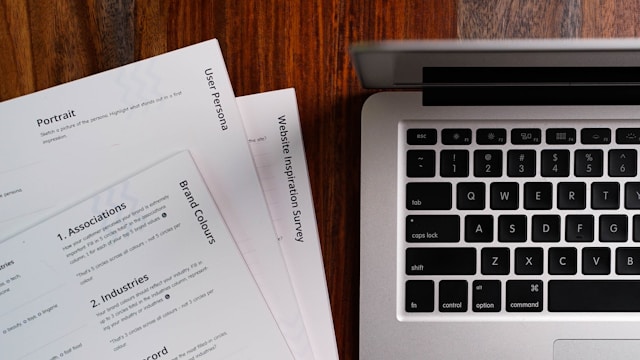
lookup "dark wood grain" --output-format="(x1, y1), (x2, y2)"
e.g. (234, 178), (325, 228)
(458, 0), (582, 38)
(582, 0), (640, 37)
(1, 1), (635, 359)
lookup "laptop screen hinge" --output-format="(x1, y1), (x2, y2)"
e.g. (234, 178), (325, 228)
(421, 85), (640, 106)
(422, 67), (640, 105)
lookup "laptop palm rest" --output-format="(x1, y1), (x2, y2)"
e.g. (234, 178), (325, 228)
(555, 340), (640, 360)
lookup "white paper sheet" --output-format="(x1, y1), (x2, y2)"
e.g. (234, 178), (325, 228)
(0, 40), (312, 359)
(0, 151), (293, 359)
(238, 89), (339, 360)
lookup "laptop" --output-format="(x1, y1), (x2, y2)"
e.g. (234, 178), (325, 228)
(351, 39), (640, 360)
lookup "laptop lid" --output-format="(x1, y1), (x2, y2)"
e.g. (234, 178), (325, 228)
(351, 39), (640, 105)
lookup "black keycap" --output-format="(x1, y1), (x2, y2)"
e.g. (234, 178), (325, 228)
(457, 182), (485, 210)
(442, 128), (472, 145)
(582, 247), (611, 275)
(616, 248), (640, 275)
(515, 247), (543, 275)
(506, 280), (543, 312)
(439, 280), (468, 312)
(616, 128), (640, 144)
(566, 215), (594, 242)
(546, 128), (576, 144)
(591, 182), (619, 209)
(524, 182), (552, 210)
(472, 280), (501, 312)
(465, 215), (493, 242)
(490, 182), (519, 210)
(581, 128), (611, 144)
(609, 149), (637, 177)
(575, 149), (603, 177)
(476, 128), (506, 145)
(407, 150), (436, 177)
(507, 150), (536, 177)
(406, 215), (460, 243)
(557, 182), (586, 210)
(406, 280), (434, 312)
(532, 215), (560, 242)
(481, 247), (510, 275)
(541, 150), (570, 177)
(634, 215), (640, 242)
(474, 150), (502, 177)
(548, 247), (577, 275)
(406, 182), (452, 210)
(407, 128), (437, 145)
(549, 280), (640, 311)
(440, 150), (469, 177)
(625, 182), (640, 209)
(512, 128), (541, 145)
(600, 215), (627, 242)
(406, 248), (476, 275)
(498, 215), (527, 242)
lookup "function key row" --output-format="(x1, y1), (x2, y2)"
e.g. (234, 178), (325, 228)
(406, 127), (640, 146)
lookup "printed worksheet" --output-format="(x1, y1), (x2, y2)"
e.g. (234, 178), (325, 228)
(238, 89), (339, 360)
(0, 151), (293, 359)
(0, 40), (312, 359)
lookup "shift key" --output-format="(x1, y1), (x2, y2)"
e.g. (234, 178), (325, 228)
(406, 248), (476, 275)
(406, 215), (460, 242)
(406, 182), (452, 210)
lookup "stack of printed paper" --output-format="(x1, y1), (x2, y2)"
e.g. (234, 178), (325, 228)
(0, 39), (338, 360)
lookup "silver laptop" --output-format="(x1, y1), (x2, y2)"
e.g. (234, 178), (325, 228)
(352, 39), (640, 360)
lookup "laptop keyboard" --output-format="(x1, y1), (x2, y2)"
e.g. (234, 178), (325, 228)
(401, 120), (640, 316)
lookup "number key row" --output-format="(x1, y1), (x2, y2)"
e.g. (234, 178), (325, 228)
(407, 149), (637, 178)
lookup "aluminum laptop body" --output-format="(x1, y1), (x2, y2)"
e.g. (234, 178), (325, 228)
(352, 39), (640, 360)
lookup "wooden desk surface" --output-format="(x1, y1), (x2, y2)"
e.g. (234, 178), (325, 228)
(1, 1), (637, 358)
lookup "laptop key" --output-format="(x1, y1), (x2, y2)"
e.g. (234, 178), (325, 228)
(405, 280), (434, 312)
(609, 149), (637, 177)
(616, 128), (640, 144)
(591, 182), (619, 209)
(405, 248), (476, 275)
(541, 149), (570, 177)
(506, 280), (543, 312)
(406, 215), (460, 243)
(566, 215), (594, 242)
(575, 149), (603, 177)
(440, 150), (469, 177)
(407, 150), (436, 177)
(507, 150), (536, 177)
(581, 128), (611, 144)
(472, 280), (501, 312)
(599, 215), (627, 242)
(407, 128), (437, 145)
(524, 182), (553, 210)
(582, 247), (611, 275)
(481, 247), (509, 275)
(549, 280), (640, 311)
(546, 128), (576, 144)
(616, 248), (640, 275)
(442, 128), (472, 145)
(439, 280), (468, 312)
(515, 247), (544, 275)
(406, 182), (452, 210)
(511, 128), (541, 145)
